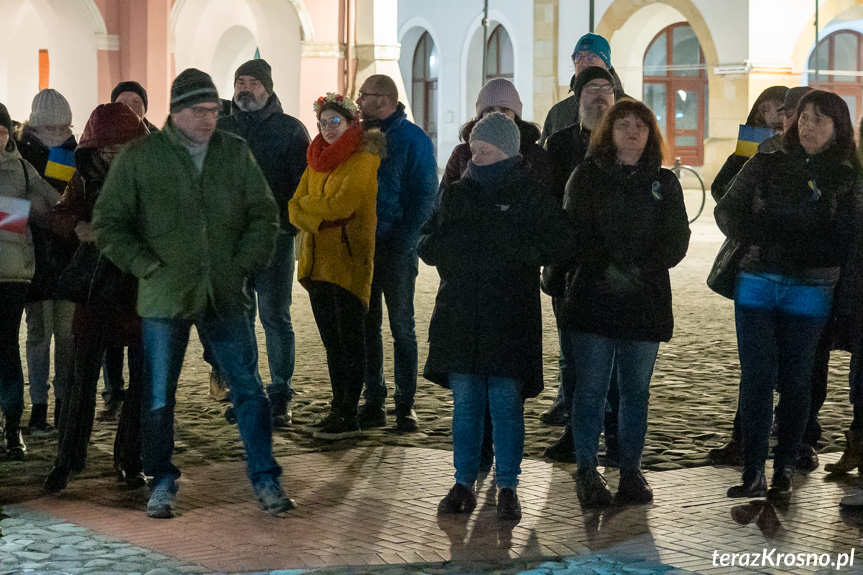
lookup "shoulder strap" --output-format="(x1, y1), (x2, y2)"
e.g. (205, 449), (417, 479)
(19, 159), (29, 190)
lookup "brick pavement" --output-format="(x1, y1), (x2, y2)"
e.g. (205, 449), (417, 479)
(7, 448), (863, 574)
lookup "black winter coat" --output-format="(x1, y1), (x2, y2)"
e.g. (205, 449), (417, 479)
(218, 93), (310, 234)
(545, 123), (592, 204)
(418, 163), (575, 398)
(556, 156), (690, 342)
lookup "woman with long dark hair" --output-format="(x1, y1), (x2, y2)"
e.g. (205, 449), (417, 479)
(560, 98), (690, 507)
(717, 90), (863, 501)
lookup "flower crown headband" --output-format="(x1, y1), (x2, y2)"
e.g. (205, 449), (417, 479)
(313, 92), (359, 115)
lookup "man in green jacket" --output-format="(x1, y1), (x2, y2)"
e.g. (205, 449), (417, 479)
(92, 68), (292, 519)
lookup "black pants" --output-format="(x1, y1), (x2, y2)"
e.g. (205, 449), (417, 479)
(0, 283), (28, 421)
(309, 281), (366, 419)
(54, 310), (143, 473)
(730, 327), (830, 448)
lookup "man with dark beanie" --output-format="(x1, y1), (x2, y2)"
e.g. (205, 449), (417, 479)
(111, 80), (159, 132)
(210, 58), (310, 429)
(92, 68), (293, 519)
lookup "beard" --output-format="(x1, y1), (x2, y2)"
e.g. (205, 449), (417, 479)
(235, 91), (265, 112)
(579, 101), (610, 131)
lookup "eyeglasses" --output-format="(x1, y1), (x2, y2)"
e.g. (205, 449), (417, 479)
(318, 117), (344, 130)
(583, 84), (614, 94)
(190, 106), (221, 119)
(573, 52), (602, 62)
(358, 91), (384, 99)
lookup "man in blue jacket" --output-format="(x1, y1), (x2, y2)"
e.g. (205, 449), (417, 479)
(212, 59), (310, 428)
(357, 74), (438, 432)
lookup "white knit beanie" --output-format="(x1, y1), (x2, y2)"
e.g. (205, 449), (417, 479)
(29, 89), (72, 127)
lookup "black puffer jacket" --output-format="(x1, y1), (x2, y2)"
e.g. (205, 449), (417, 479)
(715, 148), (863, 318)
(556, 156), (690, 342)
(418, 161), (575, 398)
(218, 93), (310, 234)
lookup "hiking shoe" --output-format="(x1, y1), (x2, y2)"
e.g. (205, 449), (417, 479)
(727, 468), (767, 498)
(437, 483), (477, 515)
(313, 414), (361, 440)
(255, 482), (296, 515)
(540, 399), (569, 426)
(27, 420), (56, 439)
(357, 404), (387, 429)
(575, 467), (612, 508)
(271, 397), (292, 429)
(497, 488), (522, 521)
(396, 408), (419, 433)
(208, 370), (230, 402)
(96, 400), (123, 422)
(616, 469), (654, 504)
(543, 425), (575, 462)
(147, 488), (175, 519)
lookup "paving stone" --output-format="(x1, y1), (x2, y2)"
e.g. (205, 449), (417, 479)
(15, 550), (52, 561)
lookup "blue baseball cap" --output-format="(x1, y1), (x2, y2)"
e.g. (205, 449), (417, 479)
(572, 33), (612, 68)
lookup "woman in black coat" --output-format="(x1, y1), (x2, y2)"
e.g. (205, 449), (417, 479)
(419, 113), (573, 522)
(559, 99), (690, 508)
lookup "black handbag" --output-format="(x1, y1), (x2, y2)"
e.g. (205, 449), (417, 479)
(55, 241), (130, 308)
(706, 238), (745, 299)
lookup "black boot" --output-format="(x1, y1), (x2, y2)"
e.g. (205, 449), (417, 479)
(4, 413), (26, 460)
(27, 404), (55, 438)
(727, 467), (767, 498)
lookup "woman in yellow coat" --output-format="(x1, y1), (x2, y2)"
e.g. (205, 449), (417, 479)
(289, 92), (385, 440)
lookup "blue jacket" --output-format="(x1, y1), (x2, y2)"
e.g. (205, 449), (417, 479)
(368, 103), (438, 250)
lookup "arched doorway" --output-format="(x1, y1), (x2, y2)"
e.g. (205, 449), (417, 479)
(485, 25), (514, 84)
(642, 22), (708, 165)
(412, 31), (438, 143)
(808, 30), (863, 122)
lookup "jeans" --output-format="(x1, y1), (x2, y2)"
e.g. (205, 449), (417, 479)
(364, 245), (418, 413)
(0, 283), (29, 419)
(566, 330), (659, 472)
(450, 373), (524, 491)
(25, 299), (75, 405)
(735, 271), (833, 471)
(101, 346), (126, 403)
(204, 232), (296, 403)
(308, 282), (366, 418)
(141, 313), (281, 491)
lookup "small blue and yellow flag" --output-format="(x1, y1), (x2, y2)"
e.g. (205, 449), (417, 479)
(735, 124), (775, 157)
(44, 147), (75, 182)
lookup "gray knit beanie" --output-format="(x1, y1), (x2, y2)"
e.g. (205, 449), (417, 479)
(475, 78), (523, 118)
(235, 59), (274, 94)
(470, 112), (520, 158)
(170, 68), (220, 114)
(29, 89), (72, 127)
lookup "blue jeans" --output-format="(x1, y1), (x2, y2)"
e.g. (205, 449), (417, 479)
(141, 314), (281, 492)
(25, 299), (75, 405)
(734, 271), (833, 471)
(450, 373), (524, 491)
(363, 245), (418, 413)
(566, 330), (659, 472)
(204, 233), (295, 404)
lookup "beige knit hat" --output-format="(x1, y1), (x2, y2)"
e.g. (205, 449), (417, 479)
(29, 89), (72, 127)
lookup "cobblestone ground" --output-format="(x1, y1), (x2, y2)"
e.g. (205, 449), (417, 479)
(1, 204), (853, 494)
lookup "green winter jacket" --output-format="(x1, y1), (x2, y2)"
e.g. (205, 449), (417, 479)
(92, 120), (279, 320)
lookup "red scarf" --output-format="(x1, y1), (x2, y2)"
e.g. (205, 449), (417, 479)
(307, 124), (364, 173)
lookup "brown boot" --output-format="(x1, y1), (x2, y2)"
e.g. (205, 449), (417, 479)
(825, 429), (863, 474)
(208, 371), (229, 402)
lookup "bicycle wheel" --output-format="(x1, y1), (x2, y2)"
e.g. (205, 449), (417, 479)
(675, 165), (706, 223)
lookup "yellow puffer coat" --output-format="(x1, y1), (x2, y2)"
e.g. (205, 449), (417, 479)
(289, 129), (385, 308)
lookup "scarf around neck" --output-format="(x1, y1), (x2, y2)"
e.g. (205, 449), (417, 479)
(307, 124), (364, 173)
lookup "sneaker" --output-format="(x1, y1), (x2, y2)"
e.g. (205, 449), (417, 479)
(540, 399), (569, 426)
(437, 483), (477, 515)
(271, 397), (292, 429)
(357, 403), (387, 429)
(208, 371), (230, 402)
(396, 408), (419, 433)
(575, 467), (613, 508)
(28, 421), (57, 439)
(224, 406), (237, 425)
(543, 425), (575, 462)
(497, 488), (522, 521)
(310, 411), (337, 429)
(313, 414), (361, 440)
(616, 469), (654, 504)
(96, 400), (123, 422)
(255, 481), (296, 515)
(147, 488), (175, 519)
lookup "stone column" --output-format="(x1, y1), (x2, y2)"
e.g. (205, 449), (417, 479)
(354, 0), (407, 113)
(533, 0), (559, 125)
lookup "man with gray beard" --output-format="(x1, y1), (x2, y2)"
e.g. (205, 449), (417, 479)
(209, 59), (310, 429)
(543, 66), (617, 463)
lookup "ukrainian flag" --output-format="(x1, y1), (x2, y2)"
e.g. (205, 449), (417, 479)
(735, 124), (775, 157)
(44, 147), (75, 182)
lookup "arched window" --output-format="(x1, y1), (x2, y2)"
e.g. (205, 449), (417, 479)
(643, 23), (708, 165)
(485, 25), (514, 83)
(809, 30), (863, 123)
(412, 31), (438, 143)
